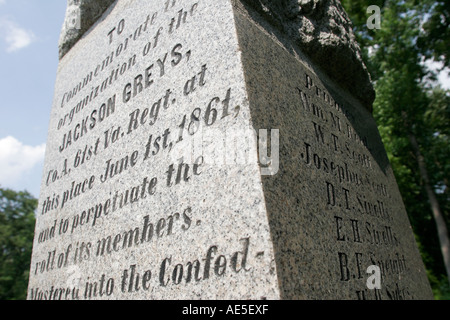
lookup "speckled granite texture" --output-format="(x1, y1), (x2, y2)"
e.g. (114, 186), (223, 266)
(28, 0), (432, 300)
(59, 0), (117, 59)
(233, 3), (432, 299)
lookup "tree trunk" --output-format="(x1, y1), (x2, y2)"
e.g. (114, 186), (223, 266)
(408, 131), (450, 284)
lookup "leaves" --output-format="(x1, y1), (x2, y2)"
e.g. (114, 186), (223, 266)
(0, 188), (36, 300)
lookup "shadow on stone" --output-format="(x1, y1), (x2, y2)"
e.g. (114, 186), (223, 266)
(238, 0), (375, 112)
(59, 0), (118, 59)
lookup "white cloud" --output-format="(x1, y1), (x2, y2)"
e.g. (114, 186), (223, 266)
(0, 0), (5, 5)
(0, 18), (36, 52)
(437, 68), (450, 90)
(0, 136), (46, 191)
(423, 59), (450, 90)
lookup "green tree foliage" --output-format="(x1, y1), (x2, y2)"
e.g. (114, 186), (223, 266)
(342, 0), (450, 299)
(0, 188), (36, 300)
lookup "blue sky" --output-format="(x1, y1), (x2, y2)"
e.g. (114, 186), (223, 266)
(0, 1), (448, 199)
(0, 0), (66, 197)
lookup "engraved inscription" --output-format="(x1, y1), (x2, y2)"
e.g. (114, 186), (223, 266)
(29, 0), (269, 300)
(294, 70), (414, 299)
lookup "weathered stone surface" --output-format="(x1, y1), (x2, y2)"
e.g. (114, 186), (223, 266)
(29, 0), (432, 300)
(31, 0), (280, 300)
(59, 0), (116, 59)
(59, 0), (374, 110)
(233, 2), (432, 298)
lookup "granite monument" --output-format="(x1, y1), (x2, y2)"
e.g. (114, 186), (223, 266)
(28, 0), (433, 300)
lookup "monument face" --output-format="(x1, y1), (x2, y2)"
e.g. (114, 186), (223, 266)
(28, 0), (433, 300)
